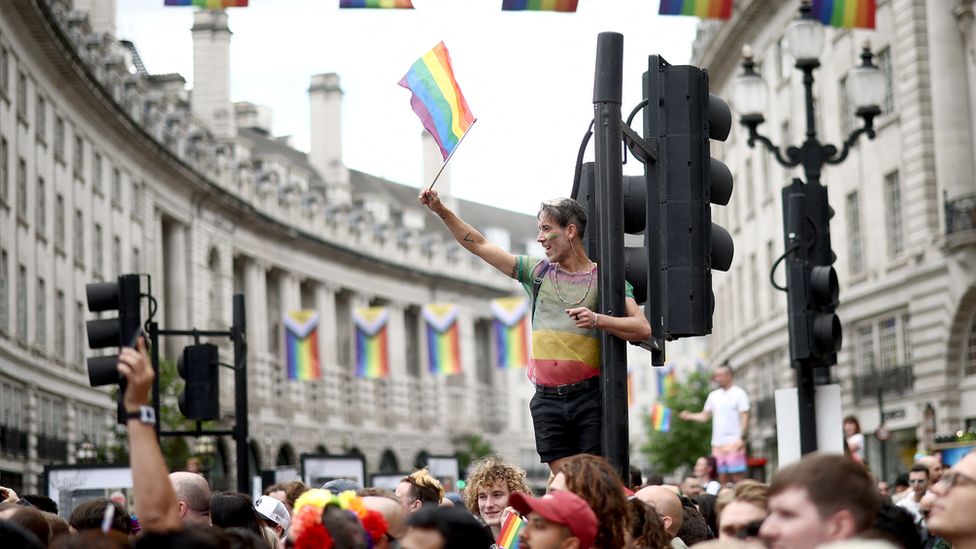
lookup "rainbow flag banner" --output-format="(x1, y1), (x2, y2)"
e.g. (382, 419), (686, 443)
(398, 42), (476, 162)
(651, 402), (672, 433)
(339, 0), (414, 8)
(423, 304), (462, 375)
(501, 0), (578, 11)
(658, 0), (733, 19)
(354, 307), (390, 379)
(811, 0), (875, 29)
(495, 512), (525, 549)
(164, 0), (248, 6)
(657, 363), (677, 397)
(285, 311), (321, 381)
(491, 297), (530, 369)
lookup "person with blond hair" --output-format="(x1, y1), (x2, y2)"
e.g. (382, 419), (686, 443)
(462, 455), (531, 538)
(395, 468), (445, 514)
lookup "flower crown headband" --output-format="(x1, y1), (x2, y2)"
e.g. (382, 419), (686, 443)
(291, 489), (388, 549)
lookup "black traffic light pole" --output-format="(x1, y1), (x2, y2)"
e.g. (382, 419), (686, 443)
(592, 32), (630, 481)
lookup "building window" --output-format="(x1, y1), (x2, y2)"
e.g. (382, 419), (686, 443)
(856, 325), (874, 375)
(76, 300), (85, 368)
(35, 94), (46, 143)
(132, 247), (140, 272)
(16, 71), (26, 119)
(1, 137), (7, 204)
(767, 240), (777, 311)
(17, 264), (26, 340)
(856, 315), (912, 376)
(966, 313), (976, 377)
(1, 381), (26, 432)
(475, 318), (492, 385)
(879, 317), (897, 369)
(112, 168), (122, 208)
(92, 152), (102, 191)
(73, 136), (84, 178)
(846, 191), (863, 274)
(74, 209), (85, 267)
(750, 253), (760, 317)
(877, 47), (895, 116)
(55, 194), (65, 247)
(35, 177), (45, 238)
(113, 235), (121, 277)
(16, 157), (26, 216)
(54, 116), (64, 162)
(36, 277), (46, 348)
(0, 46), (8, 95)
(93, 223), (103, 278)
(0, 249), (7, 332)
(56, 289), (65, 359)
(839, 75), (853, 137)
(132, 180), (142, 214)
(902, 313), (913, 364)
(884, 171), (904, 257)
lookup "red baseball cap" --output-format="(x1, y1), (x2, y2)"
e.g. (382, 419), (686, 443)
(509, 491), (598, 549)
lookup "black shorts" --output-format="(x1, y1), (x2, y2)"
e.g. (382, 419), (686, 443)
(529, 381), (602, 463)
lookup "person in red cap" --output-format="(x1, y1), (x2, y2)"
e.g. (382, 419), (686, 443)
(509, 491), (598, 549)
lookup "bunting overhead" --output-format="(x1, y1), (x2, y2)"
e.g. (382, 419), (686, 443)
(811, 0), (875, 29)
(339, 0), (414, 8)
(658, 0), (733, 19)
(501, 0), (579, 11)
(164, 0), (249, 7)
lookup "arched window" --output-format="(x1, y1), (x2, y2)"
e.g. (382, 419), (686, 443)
(276, 443), (296, 466)
(966, 313), (976, 377)
(379, 449), (399, 473)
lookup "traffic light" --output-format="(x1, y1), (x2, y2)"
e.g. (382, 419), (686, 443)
(783, 179), (842, 365)
(177, 343), (220, 420)
(86, 274), (141, 423)
(644, 55), (734, 340)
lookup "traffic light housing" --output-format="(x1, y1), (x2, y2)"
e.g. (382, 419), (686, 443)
(177, 343), (220, 420)
(86, 274), (141, 423)
(783, 179), (842, 364)
(644, 55), (733, 341)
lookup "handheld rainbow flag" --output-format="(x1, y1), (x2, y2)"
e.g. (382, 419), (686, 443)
(491, 297), (530, 369)
(354, 307), (390, 378)
(339, 0), (414, 8)
(164, 0), (248, 7)
(658, 0), (733, 19)
(657, 364), (677, 397)
(495, 512), (525, 549)
(501, 0), (578, 11)
(398, 42), (476, 188)
(423, 304), (462, 375)
(651, 402), (672, 433)
(284, 311), (321, 381)
(811, 0), (875, 29)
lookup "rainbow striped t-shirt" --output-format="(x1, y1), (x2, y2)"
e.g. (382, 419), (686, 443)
(514, 256), (634, 387)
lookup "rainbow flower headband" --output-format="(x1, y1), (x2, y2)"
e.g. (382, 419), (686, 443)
(291, 489), (388, 549)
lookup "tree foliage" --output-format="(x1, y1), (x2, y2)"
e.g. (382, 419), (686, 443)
(640, 369), (713, 475)
(455, 434), (495, 474)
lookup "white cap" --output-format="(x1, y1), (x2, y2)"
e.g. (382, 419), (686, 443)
(254, 495), (291, 532)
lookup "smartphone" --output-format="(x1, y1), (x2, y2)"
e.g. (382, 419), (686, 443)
(127, 327), (145, 349)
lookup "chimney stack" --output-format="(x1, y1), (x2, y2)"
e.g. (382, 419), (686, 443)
(309, 73), (350, 203)
(191, 10), (236, 138)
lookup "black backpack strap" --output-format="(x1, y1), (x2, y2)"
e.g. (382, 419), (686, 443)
(531, 262), (551, 321)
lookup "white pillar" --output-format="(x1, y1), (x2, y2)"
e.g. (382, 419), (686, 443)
(309, 73), (350, 199)
(191, 10), (236, 138)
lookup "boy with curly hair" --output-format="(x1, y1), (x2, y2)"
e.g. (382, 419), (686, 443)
(462, 455), (531, 538)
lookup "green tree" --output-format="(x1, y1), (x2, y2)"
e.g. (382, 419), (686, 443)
(455, 434), (495, 474)
(640, 369), (713, 475)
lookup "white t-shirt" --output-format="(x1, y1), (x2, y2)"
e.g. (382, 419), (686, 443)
(896, 495), (922, 523)
(703, 385), (750, 446)
(847, 433), (865, 462)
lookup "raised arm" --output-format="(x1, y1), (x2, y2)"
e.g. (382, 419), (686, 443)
(117, 338), (181, 532)
(420, 189), (518, 278)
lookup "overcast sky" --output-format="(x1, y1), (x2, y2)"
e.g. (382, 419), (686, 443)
(116, 0), (698, 215)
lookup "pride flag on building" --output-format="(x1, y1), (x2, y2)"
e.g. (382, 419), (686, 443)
(495, 513), (525, 548)
(491, 297), (530, 369)
(501, 0), (578, 12)
(399, 42), (476, 162)
(651, 402), (672, 433)
(811, 0), (875, 29)
(164, 0), (248, 7)
(339, 0), (414, 8)
(423, 304), (462, 375)
(284, 310), (321, 381)
(354, 307), (390, 378)
(658, 0), (733, 19)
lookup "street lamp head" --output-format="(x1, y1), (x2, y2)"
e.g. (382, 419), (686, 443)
(788, 0), (825, 66)
(734, 45), (768, 124)
(849, 42), (885, 120)
(76, 436), (98, 464)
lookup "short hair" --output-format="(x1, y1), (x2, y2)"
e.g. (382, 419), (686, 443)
(170, 473), (211, 515)
(68, 499), (131, 535)
(21, 494), (58, 514)
(769, 453), (879, 533)
(43, 511), (71, 541)
(862, 499), (923, 549)
(694, 494), (718, 537)
(283, 481), (310, 509)
(538, 198), (587, 238)
(893, 472), (910, 489)
(2, 504), (52, 544)
(645, 472), (665, 486)
(406, 505), (494, 549)
(629, 465), (644, 489)
(843, 416), (861, 433)
(224, 526), (268, 549)
(50, 530), (131, 549)
(400, 468), (444, 506)
(462, 455), (530, 515)
(210, 493), (262, 537)
(132, 523), (228, 549)
(909, 464), (929, 478)
(677, 505), (713, 545)
(628, 498), (670, 549)
(715, 479), (768, 517)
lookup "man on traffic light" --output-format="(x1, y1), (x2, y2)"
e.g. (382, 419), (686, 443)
(419, 190), (651, 474)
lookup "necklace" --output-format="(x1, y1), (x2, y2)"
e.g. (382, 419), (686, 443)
(549, 263), (595, 306)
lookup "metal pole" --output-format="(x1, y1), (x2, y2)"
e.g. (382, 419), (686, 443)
(233, 294), (249, 494)
(150, 321), (161, 439)
(877, 385), (887, 482)
(592, 32), (629, 480)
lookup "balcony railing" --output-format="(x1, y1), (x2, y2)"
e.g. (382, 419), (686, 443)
(36, 434), (69, 462)
(945, 192), (976, 236)
(0, 426), (29, 458)
(853, 364), (915, 405)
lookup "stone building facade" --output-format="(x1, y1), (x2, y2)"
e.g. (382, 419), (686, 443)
(0, 0), (545, 494)
(693, 0), (976, 478)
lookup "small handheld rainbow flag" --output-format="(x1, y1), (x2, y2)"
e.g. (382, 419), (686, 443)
(491, 297), (530, 369)
(657, 364), (677, 397)
(164, 0), (248, 7)
(354, 307), (390, 378)
(339, 0), (414, 8)
(658, 0), (733, 19)
(284, 311), (321, 381)
(501, 0), (578, 12)
(651, 402), (672, 432)
(811, 0), (875, 29)
(423, 304), (462, 375)
(495, 513), (525, 549)
(399, 42), (476, 164)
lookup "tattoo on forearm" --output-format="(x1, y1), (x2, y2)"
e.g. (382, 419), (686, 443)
(439, 214), (447, 220)
(463, 232), (475, 243)
(510, 262), (518, 279)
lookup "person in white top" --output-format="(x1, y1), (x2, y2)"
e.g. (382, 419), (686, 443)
(896, 464), (930, 524)
(843, 416), (865, 463)
(679, 364), (751, 484)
